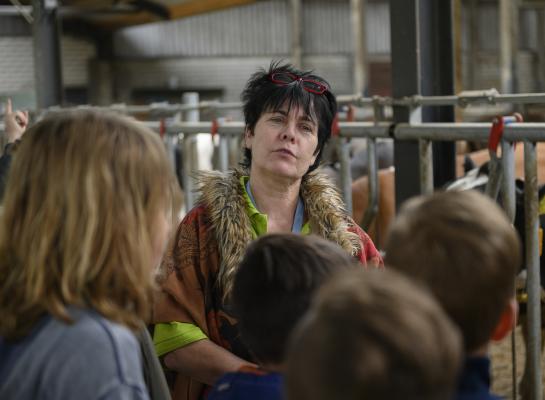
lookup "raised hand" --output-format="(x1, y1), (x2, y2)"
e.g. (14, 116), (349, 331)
(4, 98), (29, 143)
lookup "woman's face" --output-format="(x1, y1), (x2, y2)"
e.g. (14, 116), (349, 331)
(245, 103), (319, 181)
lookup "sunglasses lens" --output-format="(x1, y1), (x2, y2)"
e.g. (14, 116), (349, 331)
(302, 80), (327, 94)
(272, 72), (296, 84)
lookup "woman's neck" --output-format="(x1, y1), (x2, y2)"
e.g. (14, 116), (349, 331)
(248, 170), (301, 233)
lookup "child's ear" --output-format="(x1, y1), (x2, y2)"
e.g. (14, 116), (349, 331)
(491, 297), (518, 342)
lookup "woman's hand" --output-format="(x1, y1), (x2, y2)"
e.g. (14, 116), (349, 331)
(4, 99), (29, 143)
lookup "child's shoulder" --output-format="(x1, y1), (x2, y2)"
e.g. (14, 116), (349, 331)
(207, 366), (284, 400)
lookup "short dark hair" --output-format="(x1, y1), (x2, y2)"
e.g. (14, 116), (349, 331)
(286, 269), (462, 400)
(385, 190), (520, 352)
(231, 234), (356, 365)
(240, 60), (337, 173)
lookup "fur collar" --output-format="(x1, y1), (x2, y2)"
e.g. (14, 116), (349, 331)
(195, 168), (361, 298)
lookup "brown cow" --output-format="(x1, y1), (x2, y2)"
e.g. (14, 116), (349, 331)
(352, 144), (545, 249)
(351, 167), (395, 250)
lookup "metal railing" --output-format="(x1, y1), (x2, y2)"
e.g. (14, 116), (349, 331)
(2, 90), (544, 399)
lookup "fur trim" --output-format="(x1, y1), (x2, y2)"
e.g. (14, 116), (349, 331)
(194, 169), (253, 299)
(301, 172), (362, 256)
(195, 169), (361, 299)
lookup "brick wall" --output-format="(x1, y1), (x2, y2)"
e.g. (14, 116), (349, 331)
(0, 36), (95, 99)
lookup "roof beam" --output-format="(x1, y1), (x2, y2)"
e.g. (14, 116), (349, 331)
(96, 0), (256, 29)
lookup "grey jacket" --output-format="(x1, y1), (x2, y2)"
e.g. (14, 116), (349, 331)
(0, 308), (150, 400)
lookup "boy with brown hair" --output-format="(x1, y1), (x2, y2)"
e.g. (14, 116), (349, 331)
(285, 268), (462, 400)
(385, 190), (521, 400)
(207, 233), (357, 400)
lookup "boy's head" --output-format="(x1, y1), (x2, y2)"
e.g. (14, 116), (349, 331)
(240, 60), (337, 173)
(231, 233), (356, 366)
(385, 190), (520, 352)
(286, 269), (462, 400)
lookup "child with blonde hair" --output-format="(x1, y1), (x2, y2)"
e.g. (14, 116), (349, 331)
(0, 110), (179, 400)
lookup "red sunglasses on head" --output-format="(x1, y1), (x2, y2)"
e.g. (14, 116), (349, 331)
(269, 72), (329, 95)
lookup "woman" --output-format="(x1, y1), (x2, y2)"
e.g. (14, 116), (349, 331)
(153, 62), (382, 400)
(0, 111), (179, 400)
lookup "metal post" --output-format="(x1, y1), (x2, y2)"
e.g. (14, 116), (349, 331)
(32, 0), (63, 109)
(289, 0), (302, 68)
(500, 140), (516, 222)
(511, 0), (520, 94)
(485, 155), (503, 202)
(419, 0), (456, 188)
(500, 138), (517, 400)
(218, 134), (229, 172)
(390, 0), (422, 209)
(181, 92), (199, 211)
(351, 0), (367, 95)
(524, 140), (542, 400)
(537, 8), (545, 91)
(360, 138), (378, 230)
(229, 135), (241, 169)
(360, 101), (385, 230)
(338, 137), (353, 215)
(419, 139), (433, 195)
(468, 0), (478, 89)
(499, 0), (513, 93)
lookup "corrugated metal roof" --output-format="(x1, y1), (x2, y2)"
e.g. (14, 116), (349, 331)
(114, 0), (289, 57)
(114, 0), (391, 58)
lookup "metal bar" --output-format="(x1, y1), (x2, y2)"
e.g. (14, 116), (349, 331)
(217, 123), (246, 136)
(141, 121), (545, 143)
(289, 0), (302, 68)
(218, 135), (229, 172)
(228, 135), (241, 170)
(419, 139), (434, 195)
(392, 92), (545, 107)
(523, 140), (542, 400)
(500, 0), (514, 93)
(485, 156), (502, 201)
(181, 93), (200, 211)
(44, 101), (244, 115)
(338, 137), (353, 215)
(17, 91), (545, 117)
(32, 0), (63, 109)
(500, 140), (518, 400)
(468, 0), (477, 89)
(0, 5), (32, 15)
(360, 102), (386, 230)
(417, 0), (456, 188)
(394, 123), (491, 141)
(503, 123), (545, 141)
(417, 0), (456, 189)
(538, 8), (545, 91)
(337, 122), (391, 139)
(501, 141), (517, 222)
(164, 121), (245, 136)
(340, 91), (545, 108)
(360, 138), (378, 230)
(390, 0), (422, 208)
(336, 95), (375, 106)
(351, 0), (367, 95)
